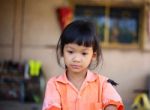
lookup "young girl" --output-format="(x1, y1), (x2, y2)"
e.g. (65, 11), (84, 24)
(42, 20), (124, 110)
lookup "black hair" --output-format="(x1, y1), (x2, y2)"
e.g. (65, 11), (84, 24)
(56, 19), (103, 69)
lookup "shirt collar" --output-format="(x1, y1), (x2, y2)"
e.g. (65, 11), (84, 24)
(56, 70), (98, 84)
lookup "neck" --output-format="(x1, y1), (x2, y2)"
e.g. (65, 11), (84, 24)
(67, 70), (87, 81)
(66, 70), (88, 90)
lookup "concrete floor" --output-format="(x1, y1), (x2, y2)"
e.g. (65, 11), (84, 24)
(0, 101), (42, 110)
(0, 101), (133, 110)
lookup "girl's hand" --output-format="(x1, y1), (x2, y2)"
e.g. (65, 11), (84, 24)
(104, 105), (117, 110)
(47, 106), (61, 110)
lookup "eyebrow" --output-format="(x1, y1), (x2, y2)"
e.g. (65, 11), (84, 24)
(65, 46), (74, 50)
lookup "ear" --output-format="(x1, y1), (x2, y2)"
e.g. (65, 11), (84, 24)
(61, 53), (64, 57)
(92, 52), (97, 61)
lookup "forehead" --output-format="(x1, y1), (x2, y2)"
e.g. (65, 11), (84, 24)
(64, 43), (93, 51)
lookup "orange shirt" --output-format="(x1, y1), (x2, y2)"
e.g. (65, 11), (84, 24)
(42, 70), (124, 110)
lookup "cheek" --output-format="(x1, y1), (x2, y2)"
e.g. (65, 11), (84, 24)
(63, 57), (68, 66)
(64, 53), (70, 59)
(84, 56), (93, 63)
(64, 54), (71, 63)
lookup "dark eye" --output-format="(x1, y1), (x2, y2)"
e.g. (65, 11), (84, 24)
(82, 52), (88, 55)
(67, 50), (73, 54)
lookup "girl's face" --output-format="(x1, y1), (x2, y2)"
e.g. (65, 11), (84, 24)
(63, 43), (96, 74)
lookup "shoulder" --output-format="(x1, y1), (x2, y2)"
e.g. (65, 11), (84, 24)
(94, 73), (107, 82)
(46, 73), (67, 85)
(96, 73), (118, 86)
(45, 76), (57, 91)
(47, 76), (58, 84)
(46, 74), (62, 86)
(44, 74), (65, 95)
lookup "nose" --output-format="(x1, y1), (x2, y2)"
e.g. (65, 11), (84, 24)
(73, 54), (81, 62)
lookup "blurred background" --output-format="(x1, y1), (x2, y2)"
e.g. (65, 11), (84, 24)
(0, 0), (150, 110)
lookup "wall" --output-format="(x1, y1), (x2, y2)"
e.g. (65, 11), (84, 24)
(0, 0), (150, 103)
(0, 0), (15, 60)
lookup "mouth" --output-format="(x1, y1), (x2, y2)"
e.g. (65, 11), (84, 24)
(71, 65), (81, 69)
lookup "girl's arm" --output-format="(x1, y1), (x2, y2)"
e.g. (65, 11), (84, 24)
(102, 78), (124, 110)
(42, 78), (61, 110)
(104, 105), (117, 110)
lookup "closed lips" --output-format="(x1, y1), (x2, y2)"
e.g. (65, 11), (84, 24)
(71, 65), (81, 68)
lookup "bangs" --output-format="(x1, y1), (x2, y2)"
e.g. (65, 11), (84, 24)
(61, 21), (96, 47)
(75, 36), (94, 47)
(64, 33), (95, 47)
